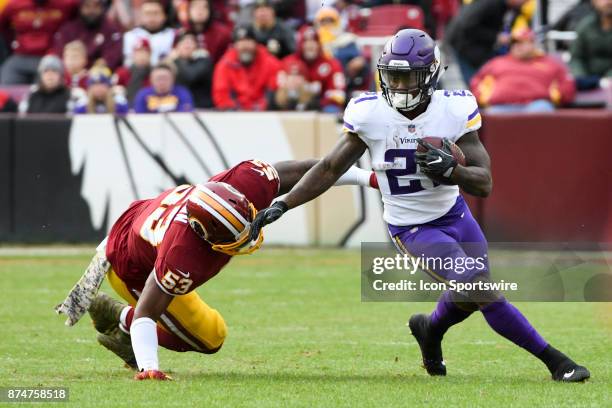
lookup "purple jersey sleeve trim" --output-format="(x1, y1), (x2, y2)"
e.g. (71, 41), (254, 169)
(343, 121), (355, 131)
(467, 107), (480, 121)
(354, 95), (377, 104)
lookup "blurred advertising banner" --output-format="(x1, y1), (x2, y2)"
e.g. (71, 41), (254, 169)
(1, 113), (386, 246)
(1, 111), (610, 247)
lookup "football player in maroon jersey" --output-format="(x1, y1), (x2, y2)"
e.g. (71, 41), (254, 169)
(57, 158), (377, 380)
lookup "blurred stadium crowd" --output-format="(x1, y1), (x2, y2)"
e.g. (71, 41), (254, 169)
(0, 0), (609, 115)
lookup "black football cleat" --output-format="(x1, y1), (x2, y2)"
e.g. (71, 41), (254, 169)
(552, 363), (591, 382)
(408, 314), (446, 376)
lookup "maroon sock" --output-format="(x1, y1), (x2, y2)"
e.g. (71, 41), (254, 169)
(126, 307), (134, 327)
(157, 329), (197, 352)
(120, 306), (135, 333)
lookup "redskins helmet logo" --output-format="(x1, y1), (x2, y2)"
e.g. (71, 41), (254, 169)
(188, 217), (208, 240)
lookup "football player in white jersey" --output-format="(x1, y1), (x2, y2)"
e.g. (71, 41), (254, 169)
(249, 29), (589, 382)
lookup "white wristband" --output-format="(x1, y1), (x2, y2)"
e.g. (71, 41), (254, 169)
(130, 317), (159, 371)
(334, 165), (372, 187)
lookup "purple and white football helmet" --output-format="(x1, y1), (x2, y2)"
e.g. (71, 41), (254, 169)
(378, 29), (441, 111)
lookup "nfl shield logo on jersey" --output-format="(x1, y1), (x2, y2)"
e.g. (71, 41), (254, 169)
(408, 124), (416, 133)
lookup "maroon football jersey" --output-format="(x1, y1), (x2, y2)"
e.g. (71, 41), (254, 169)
(106, 160), (280, 295)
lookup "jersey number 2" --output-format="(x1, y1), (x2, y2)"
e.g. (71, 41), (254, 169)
(385, 149), (425, 195)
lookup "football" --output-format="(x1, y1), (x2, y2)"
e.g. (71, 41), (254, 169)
(417, 137), (467, 167)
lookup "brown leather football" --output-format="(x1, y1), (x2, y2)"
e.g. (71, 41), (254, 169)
(417, 137), (466, 166)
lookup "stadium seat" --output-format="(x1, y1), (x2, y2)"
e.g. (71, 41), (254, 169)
(432, 0), (459, 38)
(571, 85), (612, 109)
(355, 5), (425, 37)
(0, 85), (31, 103)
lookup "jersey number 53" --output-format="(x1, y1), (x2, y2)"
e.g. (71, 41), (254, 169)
(160, 270), (193, 295)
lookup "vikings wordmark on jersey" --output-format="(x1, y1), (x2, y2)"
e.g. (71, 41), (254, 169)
(343, 90), (481, 226)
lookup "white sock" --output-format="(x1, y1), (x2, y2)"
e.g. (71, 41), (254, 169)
(334, 166), (372, 187)
(130, 317), (159, 371)
(119, 306), (132, 334)
(119, 306), (131, 327)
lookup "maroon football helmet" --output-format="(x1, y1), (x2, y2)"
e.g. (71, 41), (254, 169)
(185, 182), (262, 255)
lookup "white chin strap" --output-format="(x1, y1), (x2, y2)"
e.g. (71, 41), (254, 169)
(391, 91), (422, 110)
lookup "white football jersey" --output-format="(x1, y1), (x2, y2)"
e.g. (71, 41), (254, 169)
(343, 90), (482, 226)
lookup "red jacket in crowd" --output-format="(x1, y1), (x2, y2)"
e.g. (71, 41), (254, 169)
(470, 53), (576, 107)
(212, 45), (281, 111)
(0, 0), (78, 56)
(52, 16), (123, 69)
(283, 27), (346, 111)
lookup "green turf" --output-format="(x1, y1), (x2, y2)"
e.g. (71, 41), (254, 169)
(0, 248), (610, 407)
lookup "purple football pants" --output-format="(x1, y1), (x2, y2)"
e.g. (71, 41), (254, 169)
(389, 196), (548, 355)
(389, 195), (489, 285)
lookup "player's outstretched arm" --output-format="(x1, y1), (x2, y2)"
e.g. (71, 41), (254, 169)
(278, 132), (367, 208)
(249, 132), (367, 240)
(130, 272), (174, 380)
(273, 159), (319, 195)
(450, 131), (492, 197)
(273, 157), (376, 196)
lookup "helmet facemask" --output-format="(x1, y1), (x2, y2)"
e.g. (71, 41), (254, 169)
(380, 68), (431, 110)
(208, 203), (263, 256)
(377, 43), (442, 112)
(187, 202), (263, 256)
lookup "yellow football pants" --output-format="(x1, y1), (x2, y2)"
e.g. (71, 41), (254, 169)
(107, 268), (227, 353)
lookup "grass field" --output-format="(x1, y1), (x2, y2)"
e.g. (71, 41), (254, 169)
(0, 247), (610, 407)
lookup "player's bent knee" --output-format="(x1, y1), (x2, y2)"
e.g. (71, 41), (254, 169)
(448, 290), (480, 312)
(460, 273), (503, 306)
(195, 315), (227, 354)
(166, 293), (228, 352)
(209, 314), (228, 350)
(187, 307), (227, 353)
